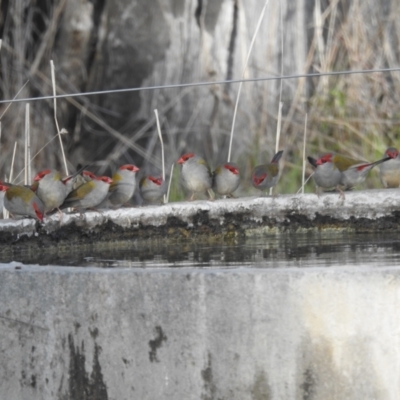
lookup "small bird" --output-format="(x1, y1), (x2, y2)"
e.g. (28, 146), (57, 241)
(32, 169), (69, 213)
(316, 153), (390, 189)
(63, 168), (96, 193)
(212, 162), (240, 197)
(308, 155), (342, 194)
(380, 147), (400, 188)
(252, 150), (283, 194)
(178, 153), (213, 200)
(98, 164), (140, 208)
(139, 176), (166, 204)
(61, 175), (113, 211)
(0, 183), (44, 221)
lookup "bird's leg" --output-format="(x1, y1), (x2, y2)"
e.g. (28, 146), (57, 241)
(57, 208), (64, 224)
(207, 189), (215, 201)
(189, 193), (195, 201)
(337, 186), (346, 200)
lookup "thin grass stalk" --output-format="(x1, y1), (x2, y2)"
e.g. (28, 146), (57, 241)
(13, 129), (68, 183)
(278, 0), (284, 110)
(0, 80), (29, 121)
(227, 0), (271, 162)
(297, 174), (313, 195)
(166, 164), (174, 204)
(24, 103), (31, 184)
(301, 113), (308, 194)
(275, 101), (283, 151)
(0, 122), (5, 219)
(154, 109), (166, 203)
(269, 2), (285, 195)
(9, 142), (17, 183)
(50, 60), (69, 176)
(3, 172), (8, 220)
(270, 101), (283, 195)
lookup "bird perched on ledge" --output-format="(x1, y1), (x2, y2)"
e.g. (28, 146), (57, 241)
(252, 150), (283, 195)
(212, 162), (240, 197)
(0, 182), (44, 221)
(139, 175), (166, 204)
(312, 152), (390, 189)
(32, 169), (69, 213)
(380, 147), (400, 188)
(307, 155), (342, 195)
(98, 164), (140, 209)
(178, 153), (213, 200)
(61, 175), (113, 211)
(32, 165), (91, 213)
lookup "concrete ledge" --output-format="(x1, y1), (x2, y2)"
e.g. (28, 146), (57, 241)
(1, 189), (400, 254)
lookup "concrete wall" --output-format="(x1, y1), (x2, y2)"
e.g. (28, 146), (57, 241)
(0, 264), (399, 399)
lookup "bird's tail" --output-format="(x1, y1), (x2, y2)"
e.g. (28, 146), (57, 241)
(356, 156), (391, 171)
(307, 156), (318, 168)
(271, 150), (284, 164)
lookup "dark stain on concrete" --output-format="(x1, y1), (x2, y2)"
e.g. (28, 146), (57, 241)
(67, 333), (108, 400)
(31, 374), (37, 389)
(20, 371), (37, 389)
(201, 352), (217, 400)
(250, 371), (271, 400)
(89, 327), (99, 339)
(300, 368), (316, 400)
(148, 326), (167, 363)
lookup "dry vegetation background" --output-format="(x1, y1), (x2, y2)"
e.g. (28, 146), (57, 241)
(1, 0), (400, 198)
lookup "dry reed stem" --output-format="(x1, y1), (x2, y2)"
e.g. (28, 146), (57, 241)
(0, 80), (29, 121)
(301, 114), (308, 194)
(13, 128), (68, 184)
(154, 109), (166, 203)
(29, 0), (68, 77)
(9, 142), (17, 183)
(228, 0), (271, 162)
(24, 103), (31, 184)
(270, 101), (283, 195)
(0, 124), (5, 219)
(50, 60), (69, 176)
(296, 174), (313, 195)
(3, 174), (8, 220)
(166, 163), (174, 204)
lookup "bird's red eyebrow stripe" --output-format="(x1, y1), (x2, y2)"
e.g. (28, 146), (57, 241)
(225, 164), (239, 174)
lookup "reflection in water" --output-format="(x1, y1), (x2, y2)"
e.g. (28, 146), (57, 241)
(5, 232), (400, 268)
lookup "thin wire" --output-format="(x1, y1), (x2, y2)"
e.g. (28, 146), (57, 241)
(1, 67), (400, 105)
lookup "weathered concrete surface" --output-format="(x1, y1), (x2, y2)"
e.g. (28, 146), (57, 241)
(0, 189), (400, 256)
(1, 263), (400, 399)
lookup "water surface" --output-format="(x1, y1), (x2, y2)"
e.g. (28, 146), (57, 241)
(5, 232), (400, 268)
